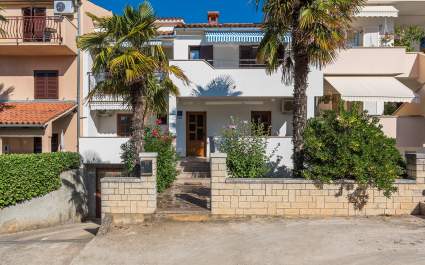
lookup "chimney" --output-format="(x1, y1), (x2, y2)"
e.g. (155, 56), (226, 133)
(207, 11), (220, 25)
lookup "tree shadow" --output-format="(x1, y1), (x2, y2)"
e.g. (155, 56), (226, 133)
(313, 180), (372, 210)
(191, 75), (242, 97)
(61, 170), (88, 220)
(266, 155), (293, 178)
(0, 84), (14, 111)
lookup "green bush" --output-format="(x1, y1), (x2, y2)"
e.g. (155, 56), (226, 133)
(219, 118), (271, 178)
(120, 121), (178, 193)
(0, 152), (81, 208)
(302, 104), (404, 197)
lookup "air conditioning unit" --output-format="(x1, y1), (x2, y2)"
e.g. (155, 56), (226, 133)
(54, 0), (75, 15)
(281, 98), (294, 114)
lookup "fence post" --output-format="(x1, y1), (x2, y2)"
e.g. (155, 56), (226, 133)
(100, 152), (157, 225)
(210, 153), (228, 214)
(406, 152), (425, 184)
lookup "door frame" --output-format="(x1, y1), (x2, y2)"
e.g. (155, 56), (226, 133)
(186, 111), (207, 157)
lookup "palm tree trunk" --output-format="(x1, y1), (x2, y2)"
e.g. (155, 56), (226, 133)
(130, 88), (145, 177)
(292, 45), (309, 178)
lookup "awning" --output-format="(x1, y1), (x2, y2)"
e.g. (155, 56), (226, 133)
(355, 6), (398, 17)
(325, 76), (419, 103)
(204, 31), (291, 44)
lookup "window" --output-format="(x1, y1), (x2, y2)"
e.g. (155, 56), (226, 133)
(34, 70), (59, 99)
(189, 45), (214, 65)
(51, 133), (59, 152)
(117, 114), (132, 137)
(33, 137), (42, 153)
(251, 111), (272, 136)
(239, 45), (259, 67)
(157, 114), (167, 125)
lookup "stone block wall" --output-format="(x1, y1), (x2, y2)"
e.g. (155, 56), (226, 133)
(101, 153), (157, 224)
(211, 153), (425, 216)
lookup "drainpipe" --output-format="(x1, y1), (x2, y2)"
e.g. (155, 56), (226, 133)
(76, 1), (82, 153)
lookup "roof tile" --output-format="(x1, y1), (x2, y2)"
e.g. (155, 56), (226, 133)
(0, 102), (76, 126)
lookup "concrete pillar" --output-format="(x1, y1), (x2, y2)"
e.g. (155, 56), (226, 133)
(210, 153), (228, 215)
(42, 122), (52, 153)
(406, 152), (425, 184)
(0, 137), (3, 154)
(168, 95), (177, 135)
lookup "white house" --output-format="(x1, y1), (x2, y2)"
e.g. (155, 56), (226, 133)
(79, 2), (425, 170)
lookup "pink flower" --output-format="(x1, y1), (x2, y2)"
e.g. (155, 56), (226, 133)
(152, 129), (159, 137)
(155, 119), (162, 125)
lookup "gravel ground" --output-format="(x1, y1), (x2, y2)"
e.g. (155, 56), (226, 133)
(71, 216), (425, 265)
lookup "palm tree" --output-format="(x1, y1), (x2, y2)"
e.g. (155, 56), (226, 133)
(256, 0), (365, 177)
(77, 2), (188, 172)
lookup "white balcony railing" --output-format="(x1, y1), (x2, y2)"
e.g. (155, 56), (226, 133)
(79, 137), (129, 164)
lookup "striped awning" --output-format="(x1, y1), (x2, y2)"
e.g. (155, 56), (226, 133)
(204, 31), (291, 44)
(355, 6), (399, 17)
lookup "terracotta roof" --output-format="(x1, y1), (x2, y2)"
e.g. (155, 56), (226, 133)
(0, 102), (76, 126)
(176, 23), (262, 29)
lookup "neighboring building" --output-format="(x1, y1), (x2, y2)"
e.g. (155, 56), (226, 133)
(0, 0), (111, 154)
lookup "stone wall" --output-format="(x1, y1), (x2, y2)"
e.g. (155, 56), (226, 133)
(100, 153), (157, 224)
(211, 153), (425, 216)
(0, 170), (87, 234)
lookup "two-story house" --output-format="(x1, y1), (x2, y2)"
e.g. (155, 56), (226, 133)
(0, 0), (110, 154)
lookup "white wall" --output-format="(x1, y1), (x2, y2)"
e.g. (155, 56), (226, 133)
(170, 60), (324, 98)
(79, 137), (129, 164)
(175, 98), (293, 160)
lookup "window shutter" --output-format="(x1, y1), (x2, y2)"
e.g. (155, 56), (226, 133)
(34, 71), (58, 99)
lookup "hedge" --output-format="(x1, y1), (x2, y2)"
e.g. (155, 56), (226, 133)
(0, 152), (81, 208)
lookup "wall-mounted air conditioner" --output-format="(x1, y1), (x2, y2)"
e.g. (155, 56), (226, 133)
(54, 0), (75, 15)
(281, 98), (294, 114)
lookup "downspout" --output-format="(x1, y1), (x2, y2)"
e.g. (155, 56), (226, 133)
(76, 1), (82, 153)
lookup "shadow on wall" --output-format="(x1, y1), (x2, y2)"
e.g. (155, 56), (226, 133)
(0, 84), (14, 110)
(61, 170), (88, 219)
(191, 75), (242, 97)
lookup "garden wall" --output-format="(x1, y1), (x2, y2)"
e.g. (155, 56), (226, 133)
(210, 153), (425, 216)
(100, 153), (157, 225)
(0, 170), (87, 234)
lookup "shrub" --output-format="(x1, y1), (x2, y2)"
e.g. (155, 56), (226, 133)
(219, 118), (271, 178)
(0, 152), (81, 208)
(395, 25), (425, 52)
(120, 120), (178, 193)
(302, 104), (404, 197)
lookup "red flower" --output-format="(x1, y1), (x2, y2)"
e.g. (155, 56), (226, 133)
(155, 119), (162, 125)
(152, 129), (159, 137)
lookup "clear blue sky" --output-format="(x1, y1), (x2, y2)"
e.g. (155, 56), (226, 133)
(90, 0), (263, 23)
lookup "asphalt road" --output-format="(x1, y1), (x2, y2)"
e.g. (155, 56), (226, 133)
(0, 222), (99, 265)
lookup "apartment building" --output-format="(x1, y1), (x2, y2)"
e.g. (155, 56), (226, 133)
(0, 0), (110, 154)
(79, 1), (425, 173)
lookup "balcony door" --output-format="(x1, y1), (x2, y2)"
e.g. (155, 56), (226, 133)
(186, 112), (207, 157)
(22, 7), (46, 42)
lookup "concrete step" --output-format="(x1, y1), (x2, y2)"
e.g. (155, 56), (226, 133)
(177, 172), (211, 179)
(174, 178), (211, 185)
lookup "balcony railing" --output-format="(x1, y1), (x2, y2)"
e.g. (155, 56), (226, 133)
(87, 72), (127, 110)
(0, 16), (63, 43)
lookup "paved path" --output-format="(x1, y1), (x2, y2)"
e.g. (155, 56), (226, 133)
(0, 222), (98, 265)
(72, 216), (425, 265)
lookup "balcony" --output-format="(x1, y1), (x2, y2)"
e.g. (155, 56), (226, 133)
(170, 59), (323, 98)
(87, 72), (127, 110)
(0, 16), (77, 55)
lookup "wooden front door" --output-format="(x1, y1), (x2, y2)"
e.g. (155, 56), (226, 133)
(186, 112), (207, 157)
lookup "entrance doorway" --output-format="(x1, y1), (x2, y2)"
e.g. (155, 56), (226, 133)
(186, 112), (207, 157)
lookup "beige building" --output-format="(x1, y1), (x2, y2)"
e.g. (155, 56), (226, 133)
(0, 0), (111, 154)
